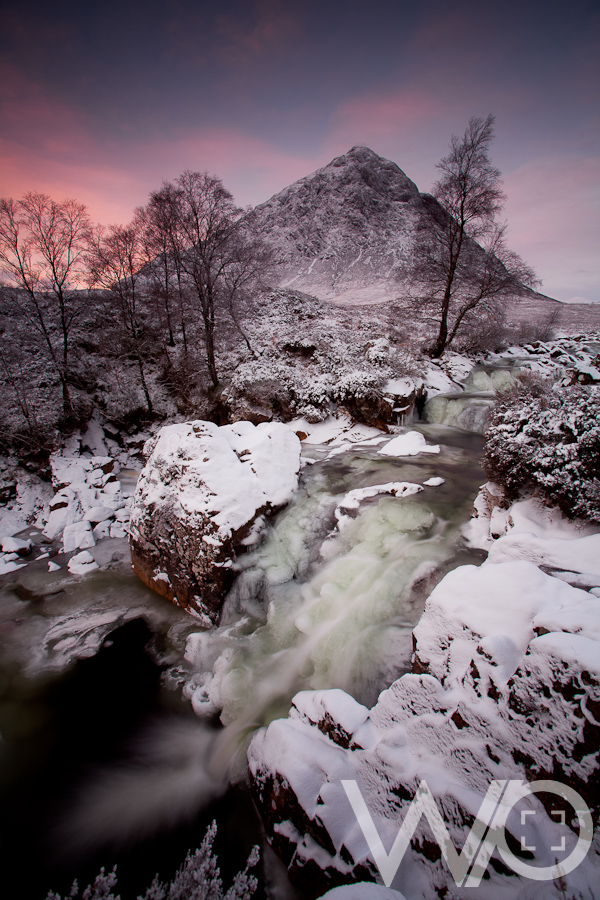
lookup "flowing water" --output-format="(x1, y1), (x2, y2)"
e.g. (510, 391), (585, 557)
(422, 364), (516, 431)
(177, 429), (487, 779)
(0, 399), (492, 899)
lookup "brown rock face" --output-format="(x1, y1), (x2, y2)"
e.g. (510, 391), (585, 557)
(130, 507), (243, 621)
(129, 420), (300, 623)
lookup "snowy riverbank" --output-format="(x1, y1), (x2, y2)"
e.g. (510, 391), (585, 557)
(248, 488), (600, 899)
(0, 333), (598, 900)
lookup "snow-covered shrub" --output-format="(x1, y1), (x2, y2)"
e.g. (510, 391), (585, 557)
(294, 403), (328, 423)
(227, 357), (296, 417)
(293, 373), (335, 410)
(365, 337), (390, 365)
(332, 370), (384, 402)
(229, 358), (292, 397)
(484, 373), (600, 523)
(280, 339), (316, 357)
(45, 822), (259, 900)
(225, 289), (421, 425)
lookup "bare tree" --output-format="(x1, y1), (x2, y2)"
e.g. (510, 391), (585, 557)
(0, 193), (92, 416)
(0, 337), (43, 447)
(135, 203), (175, 350)
(87, 218), (155, 415)
(157, 171), (267, 386)
(413, 115), (537, 357)
(144, 183), (191, 354)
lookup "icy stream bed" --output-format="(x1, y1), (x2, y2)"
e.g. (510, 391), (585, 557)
(0, 423), (486, 899)
(175, 428), (487, 771)
(1, 338), (598, 898)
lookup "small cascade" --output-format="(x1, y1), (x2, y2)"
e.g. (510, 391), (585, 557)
(422, 363), (518, 431)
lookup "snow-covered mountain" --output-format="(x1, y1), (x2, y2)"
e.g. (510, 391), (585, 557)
(245, 146), (440, 305)
(246, 146), (600, 330)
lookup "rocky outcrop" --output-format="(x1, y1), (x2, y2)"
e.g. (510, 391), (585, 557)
(44, 454), (122, 541)
(35, 451), (131, 564)
(129, 420), (301, 623)
(336, 378), (419, 429)
(248, 499), (600, 898)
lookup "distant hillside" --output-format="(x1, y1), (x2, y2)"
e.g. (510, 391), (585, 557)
(511, 289), (600, 331)
(246, 146), (598, 330)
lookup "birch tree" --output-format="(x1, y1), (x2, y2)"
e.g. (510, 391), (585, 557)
(0, 193), (91, 416)
(414, 115), (537, 357)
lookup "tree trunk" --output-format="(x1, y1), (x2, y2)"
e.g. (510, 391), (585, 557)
(429, 318), (448, 358)
(61, 375), (73, 417)
(200, 285), (219, 386)
(177, 277), (188, 355)
(136, 351), (153, 415)
(206, 330), (219, 386)
(163, 270), (175, 347)
(429, 230), (464, 358)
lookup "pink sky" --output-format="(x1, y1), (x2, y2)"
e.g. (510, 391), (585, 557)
(1, 0), (598, 302)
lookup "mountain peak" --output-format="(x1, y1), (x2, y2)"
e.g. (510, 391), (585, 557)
(246, 148), (427, 303)
(337, 145), (385, 161)
(320, 146), (420, 199)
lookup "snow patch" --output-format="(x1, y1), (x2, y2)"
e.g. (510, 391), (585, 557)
(67, 550), (99, 576)
(379, 431), (440, 457)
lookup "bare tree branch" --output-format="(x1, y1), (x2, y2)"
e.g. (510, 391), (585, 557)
(0, 193), (92, 416)
(411, 115), (538, 357)
(86, 220), (155, 415)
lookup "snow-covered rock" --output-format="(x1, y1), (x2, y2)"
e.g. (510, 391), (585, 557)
(333, 483), (423, 530)
(378, 431), (440, 457)
(62, 520), (96, 553)
(0, 536), (32, 556)
(381, 378), (418, 423)
(248, 508), (600, 898)
(84, 505), (116, 525)
(43, 498), (85, 540)
(465, 488), (600, 567)
(67, 550), (99, 575)
(318, 885), (407, 900)
(109, 522), (128, 539)
(0, 558), (26, 575)
(291, 415), (387, 450)
(130, 420), (301, 622)
(462, 481), (509, 550)
(93, 519), (112, 540)
(38, 451), (131, 555)
(423, 476), (444, 487)
(0, 468), (53, 539)
(422, 353), (476, 397)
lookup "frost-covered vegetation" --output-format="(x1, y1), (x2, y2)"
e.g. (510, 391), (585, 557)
(484, 372), (600, 522)
(0, 278), (420, 467)
(2, 146), (585, 470)
(45, 823), (259, 900)
(0, 172), (419, 467)
(225, 290), (419, 424)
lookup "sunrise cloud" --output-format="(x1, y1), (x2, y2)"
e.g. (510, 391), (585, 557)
(0, 0), (597, 299)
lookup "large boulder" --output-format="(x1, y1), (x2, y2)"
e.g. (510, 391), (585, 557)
(129, 420), (301, 623)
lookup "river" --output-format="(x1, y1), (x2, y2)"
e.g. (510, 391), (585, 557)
(0, 384), (497, 899)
